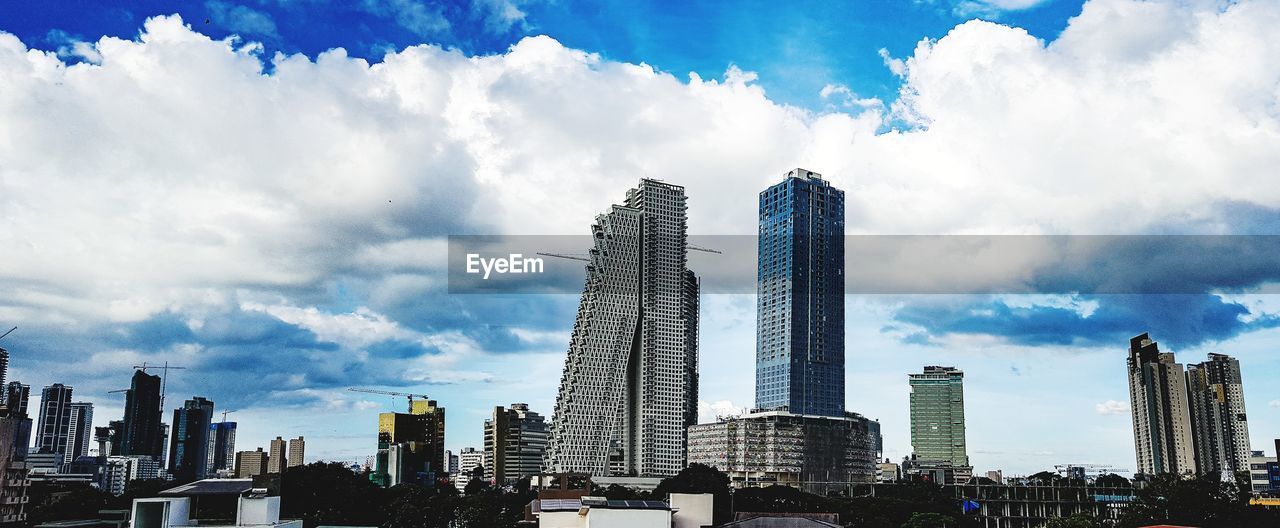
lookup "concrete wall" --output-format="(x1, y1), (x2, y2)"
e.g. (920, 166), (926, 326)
(670, 493), (713, 528)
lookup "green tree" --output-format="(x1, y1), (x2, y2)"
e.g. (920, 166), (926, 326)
(651, 463), (733, 524)
(27, 487), (115, 525)
(902, 511), (957, 528)
(280, 462), (387, 528)
(1045, 514), (1099, 528)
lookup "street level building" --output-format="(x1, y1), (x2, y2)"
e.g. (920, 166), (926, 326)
(545, 179), (700, 478)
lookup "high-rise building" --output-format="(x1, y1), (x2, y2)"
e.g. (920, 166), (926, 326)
(287, 436), (305, 468)
(64, 402), (93, 463)
(1186, 353), (1251, 477)
(756, 168), (845, 417)
(169, 397), (214, 481)
(484, 403), (549, 484)
(373, 400), (446, 486)
(546, 179), (700, 478)
(3, 383), (28, 418)
(122, 370), (164, 457)
(0, 400), (33, 524)
(268, 437), (287, 474)
(1127, 333), (1196, 476)
(0, 347), (7, 400)
(235, 448), (269, 478)
(445, 450), (459, 474)
(34, 384), (73, 456)
(206, 422), (237, 475)
(908, 366), (971, 483)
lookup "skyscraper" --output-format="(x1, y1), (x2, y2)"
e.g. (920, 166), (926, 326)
(484, 403), (549, 484)
(1127, 333), (1195, 476)
(1186, 353), (1252, 477)
(268, 437), (287, 473)
(34, 384), (73, 456)
(235, 448), (268, 478)
(169, 397), (214, 481)
(545, 178), (700, 478)
(122, 370), (164, 457)
(206, 421), (237, 475)
(64, 402), (93, 463)
(908, 366), (970, 483)
(756, 168), (845, 417)
(287, 436), (305, 468)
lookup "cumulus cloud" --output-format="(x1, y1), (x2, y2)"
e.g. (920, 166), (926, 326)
(1095, 400), (1129, 415)
(3, 0), (1280, 425)
(206, 1), (280, 40)
(698, 400), (747, 423)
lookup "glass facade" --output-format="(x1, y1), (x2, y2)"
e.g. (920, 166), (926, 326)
(755, 168), (845, 417)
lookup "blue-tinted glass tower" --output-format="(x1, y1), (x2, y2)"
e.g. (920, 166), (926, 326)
(755, 168), (845, 417)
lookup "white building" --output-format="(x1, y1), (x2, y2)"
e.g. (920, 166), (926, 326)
(103, 455), (161, 496)
(545, 179), (700, 478)
(130, 487), (300, 528)
(454, 447), (485, 492)
(531, 493), (712, 528)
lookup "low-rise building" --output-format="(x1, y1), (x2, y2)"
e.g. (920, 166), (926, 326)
(1248, 450), (1280, 493)
(528, 494), (712, 528)
(686, 410), (879, 494)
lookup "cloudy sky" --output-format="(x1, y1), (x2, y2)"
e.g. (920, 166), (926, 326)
(2, 0), (1279, 475)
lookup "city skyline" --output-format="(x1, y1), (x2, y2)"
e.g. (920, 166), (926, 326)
(3, 0), (1280, 478)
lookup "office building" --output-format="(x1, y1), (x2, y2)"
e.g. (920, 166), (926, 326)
(372, 400), (446, 486)
(756, 168), (845, 417)
(2, 383), (27, 418)
(169, 397), (214, 481)
(1186, 353), (1252, 476)
(686, 410), (879, 493)
(1127, 333), (1195, 476)
(34, 384), (73, 456)
(122, 370), (164, 457)
(268, 437), (287, 473)
(1248, 450), (1280, 492)
(908, 366), (971, 484)
(102, 455), (160, 496)
(484, 403), (549, 484)
(207, 421), (237, 475)
(235, 448), (269, 478)
(287, 436), (305, 468)
(445, 449), (459, 474)
(546, 179), (700, 478)
(64, 402), (93, 463)
(454, 447), (485, 492)
(0, 404), (33, 524)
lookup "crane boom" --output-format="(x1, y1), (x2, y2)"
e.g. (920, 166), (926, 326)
(0, 327), (15, 341)
(687, 245), (722, 254)
(347, 387), (431, 413)
(535, 252), (591, 262)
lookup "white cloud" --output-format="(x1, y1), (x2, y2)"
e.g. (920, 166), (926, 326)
(206, 1), (280, 40)
(1270, 399), (1280, 408)
(698, 400), (747, 423)
(1095, 400), (1129, 415)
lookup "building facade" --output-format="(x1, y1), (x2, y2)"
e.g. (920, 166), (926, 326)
(287, 436), (304, 468)
(122, 370), (164, 458)
(1186, 353), (1251, 477)
(1126, 333), (1196, 476)
(756, 168), (845, 417)
(64, 402), (93, 463)
(454, 447), (485, 492)
(484, 403), (549, 485)
(545, 179), (700, 478)
(686, 410), (879, 493)
(373, 400), (446, 486)
(207, 421), (237, 475)
(169, 397), (214, 481)
(268, 437), (286, 474)
(34, 384), (73, 456)
(0, 406), (32, 524)
(234, 448), (268, 478)
(908, 366), (971, 483)
(2, 384), (27, 418)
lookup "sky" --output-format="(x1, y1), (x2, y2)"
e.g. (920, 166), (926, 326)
(1, 0), (1279, 476)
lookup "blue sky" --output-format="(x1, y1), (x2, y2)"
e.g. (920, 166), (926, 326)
(2, 0), (1280, 477)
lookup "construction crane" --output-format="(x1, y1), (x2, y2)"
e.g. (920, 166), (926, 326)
(688, 244), (722, 254)
(107, 389), (129, 395)
(347, 387), (431, 413)
(134, 361), (187, 415)
(221, 410), (236, 422)
(0, 326), (15, 341)
(536, 252), (590, 262)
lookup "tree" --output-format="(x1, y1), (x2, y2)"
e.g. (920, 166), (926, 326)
(280, 462), (387, 528)
(27, 487), (115, 525)
(902, 512), (957, 528)
(463, 464), (490, 495)
(1094, 473), (1130, 488)
(1045, 514), (1099, 528)
(652, 463), (733, 524)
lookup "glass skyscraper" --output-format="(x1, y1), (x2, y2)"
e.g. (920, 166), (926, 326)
(755, 168), (845, 417)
